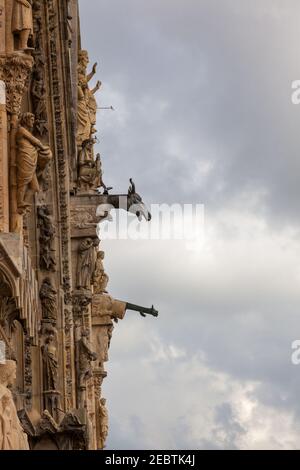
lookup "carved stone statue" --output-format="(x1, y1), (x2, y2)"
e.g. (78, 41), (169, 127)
(0, 360), (29, 450)
(78, 142), (108, 193)
(12, 0), (33, 50)
(87, 80), (101, 135)
(77, 50), (100, 147)
(97, 178), (152, 222)
(76, 238), (98, 289)
(16, 113), (52, 214)
(95, 154), (108, 192)
(78, 329), (97, 389)
(77, 80), (91, 147)
(37, 206), (56, 271)
(42, 326), (58, 392)
(31, 69), (48, 136)
(96, 272), (109, 294)
(92, 250), (104, 289)
(93, 252), (109, 294)
(98, 397), (108, 449)
(39, 278), (57, 322)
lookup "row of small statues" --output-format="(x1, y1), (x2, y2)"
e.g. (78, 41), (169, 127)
(11, 1), (72, 51)
(20, 49), (108, 196)
(77, 50), (100, 148)
(77, 238), (108, 292)
(77, 50), (106, 194)
(15, 102), (107, 214)
(0, 358), (108, 450)
(39, 243), (108, 324)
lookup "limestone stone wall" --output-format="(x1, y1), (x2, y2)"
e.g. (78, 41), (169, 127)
(0, 0), (156, 451)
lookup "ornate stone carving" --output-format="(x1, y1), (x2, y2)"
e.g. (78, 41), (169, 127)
(0, 296), (19, 338)
(0, 360), (29, 449)
(37, 205), (56, 271)
(92, 251), (108, 294)
(78, 141), (107, 193)
(37, 409), (59, 435)
(76, 238), (99, 289)
(16, 113), (52, 214)
(66, 0), (73, 47)
(41, 324), (60, 418)
(31, 0), (48, 137)
(97, 178), (152, 222)
(0, 53), (33, 115)
(72, 289), (92, 322)
(46, 0), (72, 310)
(92, 293), (158, 366)
(24, 335), (33, 409)
(12, 0), (33, 51)
(39, 278), (57, 323)
(42, 324), (58, 392)
(77, 328), (97, 392)
(91, 293), (118, 366)
(98, 397), (108, 450)
(70, 205), (102, 230)
(93, 322), (113, 365)
(95, 273), (109, 295)
(31, 68), (48, 136)
(77, 50), (100, 148)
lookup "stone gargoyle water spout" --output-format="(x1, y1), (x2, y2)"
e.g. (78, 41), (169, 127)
(97, 178), (152, 222)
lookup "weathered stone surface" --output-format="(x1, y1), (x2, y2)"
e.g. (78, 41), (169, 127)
(0, 0), (157, 451)
(0, 360), (29, 449)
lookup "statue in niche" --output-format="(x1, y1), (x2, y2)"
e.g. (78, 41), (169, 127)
(31, 68), (48, 136)
(16, 113), (52, 214)
(77, 50), (101, 147)
(12, 0), (33, 50)
(93, 251), (109, 294)
(41, 325), (58, 392)
(37, 206), (56, 271)
(0, 360), (29, 450)
(39, 278), (57, 322)
(95, 272), (109, 294)
(77, 78), (91, 147)
(78, 142), (108, 193)
(98, 397), (108, 449)
(77, 138), (96, 191)
(87, 79), (101, 135)
(95, 153), (108, 193)
(78, 329), (97, 389)
(76, 238), (99, 289)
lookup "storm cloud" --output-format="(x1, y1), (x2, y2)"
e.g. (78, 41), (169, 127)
(79, 0), (300, 449)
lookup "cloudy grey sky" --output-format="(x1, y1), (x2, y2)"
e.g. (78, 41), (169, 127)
(79, 0), (300, 449)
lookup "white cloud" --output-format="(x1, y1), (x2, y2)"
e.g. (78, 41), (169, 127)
(80, 0), (300, 449)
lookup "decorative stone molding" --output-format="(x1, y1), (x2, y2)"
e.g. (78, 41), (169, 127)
(45, 0), (71, 306)
(70, 205), (102, 231)
(0, 53), (33, 115)
(72, 289), (92, 321)
(37, 205), (56, 271)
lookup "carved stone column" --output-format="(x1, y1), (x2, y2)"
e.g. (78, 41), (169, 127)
(0, 1), (5, 54)
(0, 80), (8, 232)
